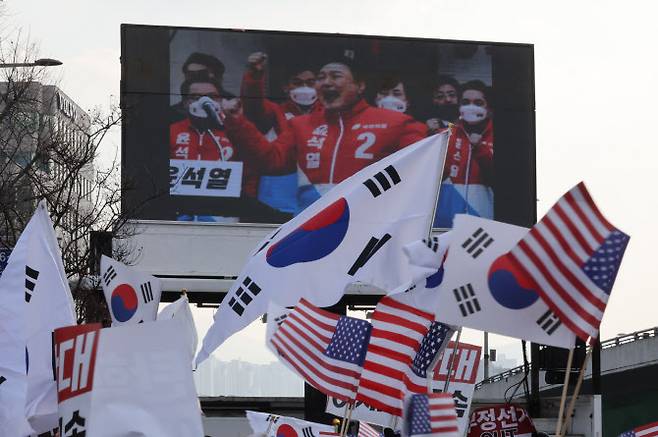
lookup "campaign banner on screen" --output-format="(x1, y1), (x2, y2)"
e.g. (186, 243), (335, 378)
(169, 159), (243, 198)
(122, 25), (537, 226)
(54, 319), (203, 436)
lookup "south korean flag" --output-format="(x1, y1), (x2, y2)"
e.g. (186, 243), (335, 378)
(434, 215), (577, 349)
(100, 256), (162, 327)
(198, 132), (450, 365)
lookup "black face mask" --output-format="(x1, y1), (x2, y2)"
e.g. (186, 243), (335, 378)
(434, 103), (459, 122)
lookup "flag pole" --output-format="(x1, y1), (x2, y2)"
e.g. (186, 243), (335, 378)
(559, 345), (593, 437)
(340, 402), (354, 437)
(554, 347), (574, 436)
(426, 126), (452, 238)
(444, 327), (462, 392)
(339, 402), (350, 436)
(427, 328), (456, 394)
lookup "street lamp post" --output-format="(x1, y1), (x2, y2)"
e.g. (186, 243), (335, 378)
(0, 58), (63, 68)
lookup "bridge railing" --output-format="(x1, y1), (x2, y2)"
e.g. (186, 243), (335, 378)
(474, 326), (658, 389)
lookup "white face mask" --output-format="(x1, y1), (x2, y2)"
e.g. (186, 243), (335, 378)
(289, 86), (318, 106)
(188, 95), (221, 119)
(377, 95), (407, 113)
(460, 104), (488, 123)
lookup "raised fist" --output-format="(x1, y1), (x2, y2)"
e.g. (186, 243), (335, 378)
(221, 97), (243, 118)
(247, 51), (268, 73)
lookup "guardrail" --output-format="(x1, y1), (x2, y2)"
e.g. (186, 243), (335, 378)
(475, 364), (531, 390)
(474, 326), (658, 389)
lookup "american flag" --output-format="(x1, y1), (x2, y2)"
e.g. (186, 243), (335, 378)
(405, 393), (459, 437)
(406, 321), (453, 392)
(270, 298), (372, 402)
(507, 182), (629, 341)
(619, 421), (658, 437)
(356, 294), (452, 416)
(358, 421), (382, 437)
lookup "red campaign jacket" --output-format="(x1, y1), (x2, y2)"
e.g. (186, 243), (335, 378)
(169, 118), (259, 197)
(224, 99), (428, 190)
(443, 119), (493, 186)
(240, 70), (322, 135)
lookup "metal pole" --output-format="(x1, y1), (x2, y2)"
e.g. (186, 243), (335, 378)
(592, 337), (601, 395)
(529, 343), (541, 417)
(443, 327), (462, 392)
(484, 331), (489, 380)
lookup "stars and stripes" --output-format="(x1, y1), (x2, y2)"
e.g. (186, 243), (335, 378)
(358, 421), (382, 437)
(406, 393), (459, 437)
(270, 298), (371, 402)
(356, 295), (437, 416)
(619, 421), (658, 437)
(407, 322), (453, 391)
(507, 182), (630, 341)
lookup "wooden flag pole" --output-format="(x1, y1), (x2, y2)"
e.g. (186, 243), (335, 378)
(559, 347), (593, 437)
(554, 348), (575, 436)
(340, 402), (354, 437)
(443, 327), (462, 392)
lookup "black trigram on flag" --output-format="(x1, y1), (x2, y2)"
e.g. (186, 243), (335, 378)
(266, 414), (279, 424)
(403, 283), (417, 294)
(140, 281), (154, 303)
(102, 265), (117, 286)
(348, 233), (392, 276)
(0, 375), (6, 385)
(536, 309), (562, 335)
(453, 283), (481, 316)
(302, 427), (317, 437)
(25, 265), (39, 303)
(461, 227), (494, 259)
(424, 236), (440, 252)
(274, 314), (288, 327)
(255, 228), (282, 256)
(229, 276), (262, 316)
(363, 165), (401, 198)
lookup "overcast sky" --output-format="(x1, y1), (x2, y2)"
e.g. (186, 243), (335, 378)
(8, 0), (658, 369)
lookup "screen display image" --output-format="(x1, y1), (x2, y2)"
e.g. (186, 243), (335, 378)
(122, 25), (535, 229)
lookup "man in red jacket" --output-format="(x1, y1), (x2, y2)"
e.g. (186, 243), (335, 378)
(224, 60), (428, 213)
(433, 80), (494, 228)
(239, 52), (324, 217)
(169, 77), (260, 199)
(170, 77), (294, 223)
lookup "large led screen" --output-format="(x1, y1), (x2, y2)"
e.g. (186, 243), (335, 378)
(121, 24), (536, 228)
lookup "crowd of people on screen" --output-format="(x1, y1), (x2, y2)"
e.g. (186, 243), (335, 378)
(169, 51), (493, 227)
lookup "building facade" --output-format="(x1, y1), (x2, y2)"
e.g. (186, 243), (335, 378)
(0, 81), (93, 251)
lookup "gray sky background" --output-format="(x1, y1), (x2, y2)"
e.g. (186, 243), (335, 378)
(8, 0), (658, 367)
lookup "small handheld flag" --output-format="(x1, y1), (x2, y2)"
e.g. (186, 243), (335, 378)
(100, 256), (162, 326)
(404, 393), (458, 437)
(618, 421), (658, 437)
(269, 298), (372, 401)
